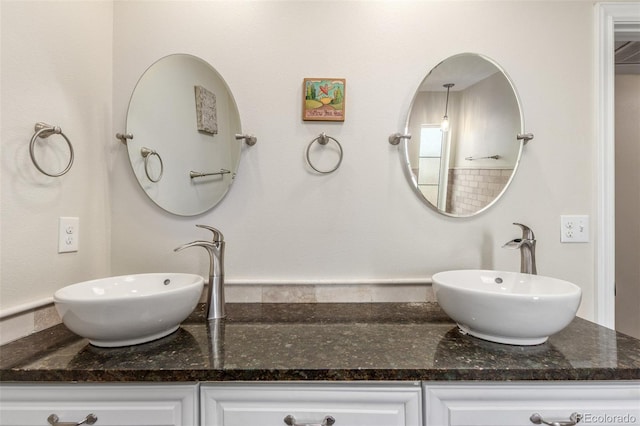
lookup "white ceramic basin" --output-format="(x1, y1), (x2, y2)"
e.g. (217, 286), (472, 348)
(54, 273), (204, 347)
(432, 270), (582, 345)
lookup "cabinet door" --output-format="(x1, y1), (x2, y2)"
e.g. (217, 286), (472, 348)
(201, 383), (422, 426)
(424, 381), (640, 426)
(0, 383), (198, 426)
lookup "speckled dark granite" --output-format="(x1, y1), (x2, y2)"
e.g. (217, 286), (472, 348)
(1, 303), (639, 382)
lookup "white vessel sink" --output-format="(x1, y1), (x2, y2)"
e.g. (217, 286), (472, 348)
(54, 273), (204, 347)
(432, 270), (582, 345)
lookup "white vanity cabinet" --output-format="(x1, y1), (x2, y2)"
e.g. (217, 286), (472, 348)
(2, 380), (639, 426)
(0, 383), (198, 426)
(200, 382), (422, 426)
(423, 381), (640, 426)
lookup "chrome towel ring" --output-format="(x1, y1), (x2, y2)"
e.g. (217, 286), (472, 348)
(29, 122), (74, 177)
(305, 132), (343, 174)
(140, 147), (164, 183)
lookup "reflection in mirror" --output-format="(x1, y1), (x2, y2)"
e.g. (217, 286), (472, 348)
(125, 54), (242, 216)
(403, 53), (525, 217)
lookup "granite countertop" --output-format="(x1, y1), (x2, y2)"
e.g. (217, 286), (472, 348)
(1, 303), (639, 382)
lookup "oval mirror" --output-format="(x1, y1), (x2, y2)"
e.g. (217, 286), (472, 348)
(125, 54), (242, 216)
(402, 53), (524, 217)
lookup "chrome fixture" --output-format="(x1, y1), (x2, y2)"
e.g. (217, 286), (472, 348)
(140, 147), (164, 183)
(465, 154), (500, 161)
(530, 412), (582, 426)
(388, 132), (411, 145)
(305, 132), (343, 174)
(284, 414), (335, 426)
(209, 316), (226, 369)
(190, 169), (231, 179)
(235, 133), (257, 146)
(517, 133), (534, 144)
(174, 224), (226, 319)
(29, 122), (74, 177)
(441, 83), (454, 132)
(48, 413), (97, 425)
(503, 223), (537, 274)
(115, 132), (133, 144)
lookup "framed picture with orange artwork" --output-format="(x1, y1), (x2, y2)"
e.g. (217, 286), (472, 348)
(302, 78), (346, 122)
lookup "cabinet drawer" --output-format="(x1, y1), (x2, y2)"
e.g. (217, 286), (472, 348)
(201, 383), (422, 426)
(424, 381), (640, 426)
(0, 383), (198, 426)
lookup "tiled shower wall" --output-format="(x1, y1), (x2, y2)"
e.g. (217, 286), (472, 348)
(447, 169), (513, 215)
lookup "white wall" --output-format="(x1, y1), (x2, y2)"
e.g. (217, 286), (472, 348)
(110, 1), (595, 317)
(0, 1), (113, 340)
(615, 74), (640, 339)
(454, 72), (521, 169)
(0, 1), (598, 335)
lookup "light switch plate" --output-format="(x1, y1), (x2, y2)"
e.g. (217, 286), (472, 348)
(560, 215), (589, 243)
(58, 217), (79, 253)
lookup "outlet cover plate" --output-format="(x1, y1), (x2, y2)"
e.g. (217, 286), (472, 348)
(58, 217), (79, 253)
(560, 215), (589, 243)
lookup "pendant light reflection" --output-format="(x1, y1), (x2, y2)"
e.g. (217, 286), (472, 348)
(441, 83), (454, 132)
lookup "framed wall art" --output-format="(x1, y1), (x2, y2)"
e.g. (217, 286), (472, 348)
(194, 85), (218, 135)
(303, 78), (346, 122)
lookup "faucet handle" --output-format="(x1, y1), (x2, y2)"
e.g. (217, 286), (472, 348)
(196, 224), (224, 242)
(513, 223), (535, 240)
(174, 240), (216, 253)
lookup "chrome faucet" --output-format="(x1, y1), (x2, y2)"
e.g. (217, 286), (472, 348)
(503, 223), (537, 275)
(174, 225), (226, 319)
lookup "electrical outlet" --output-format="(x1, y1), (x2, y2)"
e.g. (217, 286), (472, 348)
(560, 215), (589, 243)
(58, 217), (79, 253)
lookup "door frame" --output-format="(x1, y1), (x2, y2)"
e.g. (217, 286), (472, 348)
(595, 2), (640, 328)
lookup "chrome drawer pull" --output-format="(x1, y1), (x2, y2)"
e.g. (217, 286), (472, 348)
(47, 413), (98, 426)
(530, 412), (582, 426)
(284, 414), (335, 426)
